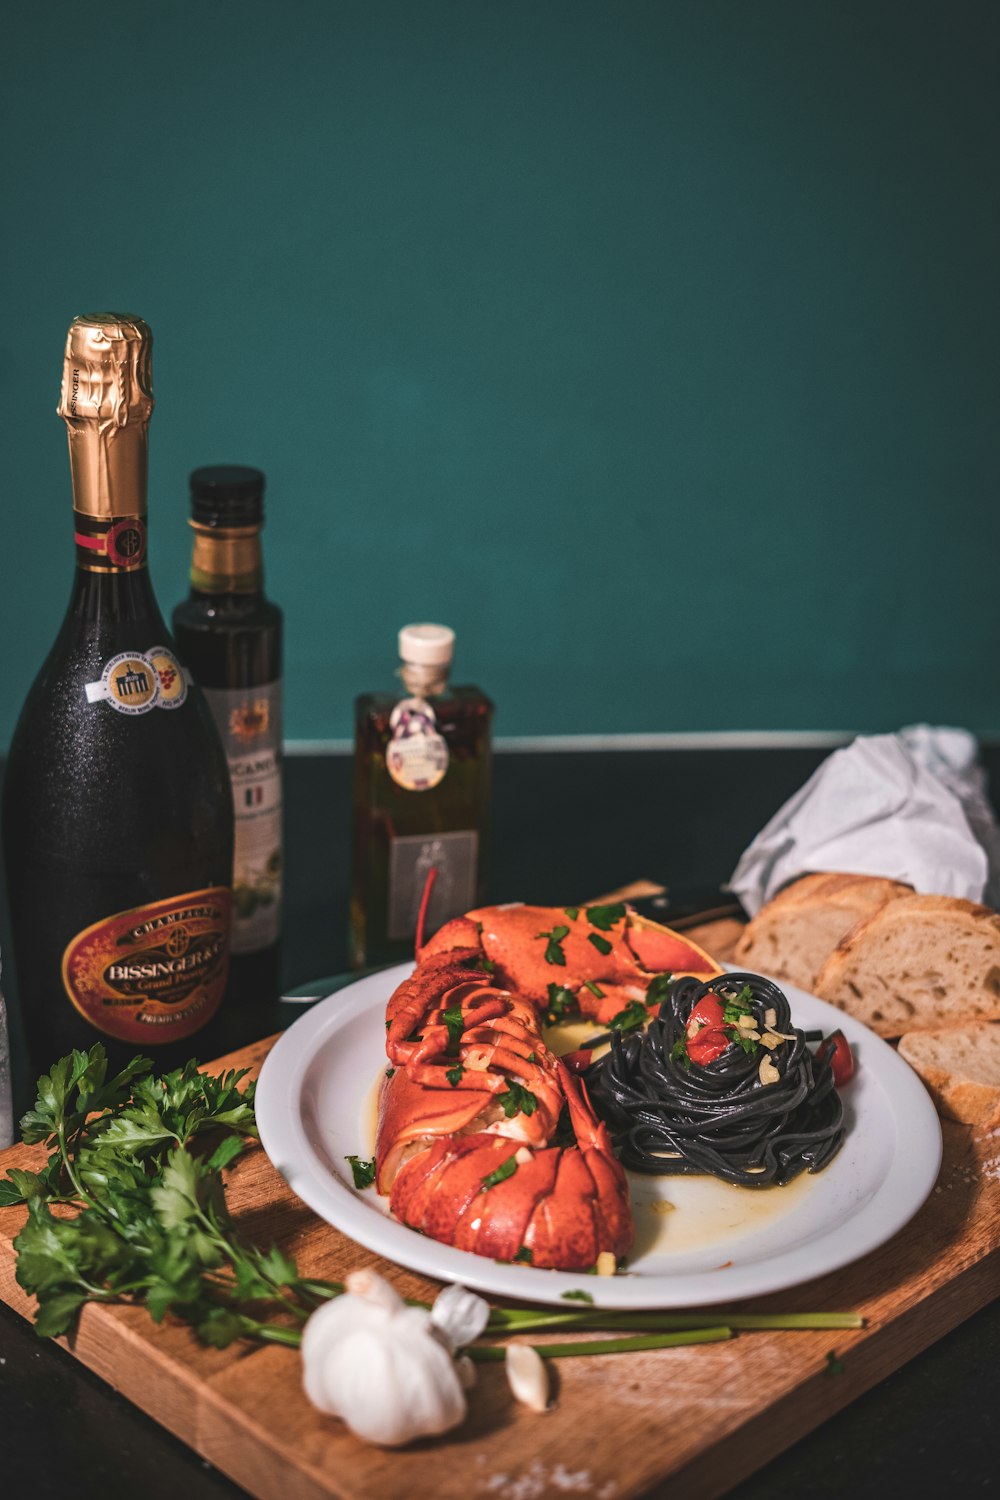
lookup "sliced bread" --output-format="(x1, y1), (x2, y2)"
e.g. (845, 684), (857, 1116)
(898, 1023), (1000, 1124)
(814, 895), (1000, 1038)
(732, 872), (912, 992)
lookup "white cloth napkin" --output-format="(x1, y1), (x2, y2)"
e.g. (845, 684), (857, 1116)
(728, 725), (1000, 917)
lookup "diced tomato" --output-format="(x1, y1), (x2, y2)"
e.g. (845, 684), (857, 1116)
(562, 1047), (593, 1074)
(686, 994), (730, 1065)
(687, 995), (726, 1033)
(818, 1029), (855, 1087)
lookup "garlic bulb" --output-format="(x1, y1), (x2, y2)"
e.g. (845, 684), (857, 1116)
(301, 1269), (490, 1447)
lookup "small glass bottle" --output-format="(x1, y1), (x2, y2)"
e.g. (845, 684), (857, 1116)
(350, 624), (493, 968)
(172, 467), (283, 1008)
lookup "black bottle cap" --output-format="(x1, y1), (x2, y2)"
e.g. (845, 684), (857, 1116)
(189, 465), (265, 528)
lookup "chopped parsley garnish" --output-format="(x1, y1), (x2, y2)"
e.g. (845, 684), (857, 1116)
(546, 983), (580, 1022)
(481, 957), (496, 975)
(583, 979), (605, 998)
(609, 1000), (650, 1033)
(645, 972), (674, 1006)
(481, 1156), (518, 1191)
(730, 1031), (760, 1057)
(587, 932), (613, 956)
(563, 906), (580, 921)
(561, 1288), (594, 1304)
(346, 1155), (376, 1189)
(670, 1037), (691, 1067)
(585, 902), (626, 931)
(498, 1080), (538, 1118)
(406, 1029), (424, 1043)
(445, 1064), (464, 1087)
(526, 1051), (537, 1063)
(384, 1067), (395, 1078)
(514, 1246), (533, 1264)
(537, 925), (570, 965)
(441, 1003), (465, 1052)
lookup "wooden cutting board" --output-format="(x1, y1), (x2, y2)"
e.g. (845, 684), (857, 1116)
(1, 944), (999, 1500)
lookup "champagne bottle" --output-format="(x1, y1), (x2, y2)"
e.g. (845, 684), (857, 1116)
(172, 466), (283, 1008)
(1, 313), (234, 1074)
(350, 624), (493, 968)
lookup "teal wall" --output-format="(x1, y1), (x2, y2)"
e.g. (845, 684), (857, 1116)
(2, 1), (997, 743)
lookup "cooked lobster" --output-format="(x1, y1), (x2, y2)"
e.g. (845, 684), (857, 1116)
(374, 903), (721, 1271)
(420, 901), (720, 1024)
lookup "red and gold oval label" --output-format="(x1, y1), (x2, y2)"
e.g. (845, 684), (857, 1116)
(61, 888), (232, 1044)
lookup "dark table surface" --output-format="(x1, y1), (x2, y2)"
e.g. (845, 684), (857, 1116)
(1, 745), (998, 1498)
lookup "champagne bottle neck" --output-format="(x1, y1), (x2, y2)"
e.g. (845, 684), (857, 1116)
(188, 522), (264, 596)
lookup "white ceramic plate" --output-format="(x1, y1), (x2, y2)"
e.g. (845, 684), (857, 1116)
(256, 963), (942, 1308)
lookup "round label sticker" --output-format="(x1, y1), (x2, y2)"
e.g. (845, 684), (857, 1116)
(386, 698), (449, 791)
(62, 887), (232, 1043)
(106, 517), (147, 569)
(148, 646), (188, 709)
(99, 652), (161, 714)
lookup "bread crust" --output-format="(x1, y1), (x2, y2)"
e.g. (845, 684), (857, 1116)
(814, 895), (1000, 1038)
(898, 1022), (1000, 1124)
(733, 872), (911, 991)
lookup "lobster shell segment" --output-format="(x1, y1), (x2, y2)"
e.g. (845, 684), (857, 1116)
(420, 903), (721, 1023)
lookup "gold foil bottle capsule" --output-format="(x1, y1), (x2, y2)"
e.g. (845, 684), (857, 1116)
(58, 312), (154, 518)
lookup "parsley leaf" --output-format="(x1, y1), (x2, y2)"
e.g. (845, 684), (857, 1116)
(561, 1288), (594, 1303)
(609, 1000), (650, 1033)
(345, 1155), (376, 1189)
(585, 903), (626, 931)
(645, 973), (674, 1006)
(583, 979), (605, 998)
(481, 1156), (519, 1191)
(497, 1081), (538, 1118)
(537, 925), (570, 965)
(514, 1246), (533, 1264)
(445, 1064), (464, 1088)
(670, 1037), (691, 1067)
(588, 932), (613, 956)
(546, 983), (580, 1022)
(441, 1003), (465, 1051)
(563, 906), (580, 921)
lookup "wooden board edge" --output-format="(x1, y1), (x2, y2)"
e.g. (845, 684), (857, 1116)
(656, 1249), (1000, 1500)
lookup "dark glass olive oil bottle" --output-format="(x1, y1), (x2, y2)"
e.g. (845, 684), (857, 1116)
(172, 467), (283, 1010)
(350, 624), (492, 968)
(1, 314), (234, 1075)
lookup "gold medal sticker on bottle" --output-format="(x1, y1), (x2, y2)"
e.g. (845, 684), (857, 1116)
(84, 648), (189, 713)
(386, 697), (450, 791)
(62, 887), (232, 1043)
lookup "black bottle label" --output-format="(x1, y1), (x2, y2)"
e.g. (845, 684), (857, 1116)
(73, 512), (148, 572)
(61, 888), (232, 1043)
(387, 830), (478, 940)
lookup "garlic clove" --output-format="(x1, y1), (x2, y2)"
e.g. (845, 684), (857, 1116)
(506, 1343), (550, 1412)
(345, 1267), (405, 1313)
(430, 1282), (491, 1352)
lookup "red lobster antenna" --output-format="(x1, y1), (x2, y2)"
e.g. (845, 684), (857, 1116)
(414, 865), (438, 958)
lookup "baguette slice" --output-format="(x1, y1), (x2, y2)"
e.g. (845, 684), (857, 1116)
(733, 872), (912, 992)
(814, 895), (1000, 1038)
(898, 1023), (1000, 1124)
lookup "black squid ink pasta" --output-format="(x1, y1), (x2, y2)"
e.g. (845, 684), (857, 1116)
(586, 972), (846, 1187)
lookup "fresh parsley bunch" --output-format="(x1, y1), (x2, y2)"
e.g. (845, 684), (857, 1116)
(0, 1045), (340, 1345)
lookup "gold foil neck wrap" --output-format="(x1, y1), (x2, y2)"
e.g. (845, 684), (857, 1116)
(58, 313), (154, 518)
(190, 522), (263, 593)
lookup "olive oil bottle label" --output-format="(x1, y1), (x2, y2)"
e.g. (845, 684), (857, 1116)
(84, 648), (190, 714)
(386, 697), (449, 791)
(203, 681), (283, 954)
(62, 888), (232, 1043)
(387, 830), (478, 940)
